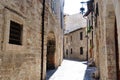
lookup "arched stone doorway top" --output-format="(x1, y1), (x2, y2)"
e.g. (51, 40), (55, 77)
(47, 31), (56, 40)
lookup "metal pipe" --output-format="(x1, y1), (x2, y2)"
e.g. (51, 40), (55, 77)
(83, 17), (89, 62)
(41, 0), (46, 80)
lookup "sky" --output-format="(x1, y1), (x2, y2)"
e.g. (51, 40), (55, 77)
(64, 0), (89, 15)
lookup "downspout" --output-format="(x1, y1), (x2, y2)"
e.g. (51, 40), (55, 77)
(83, 16), (88, 62)
(86, 19), (89, 62)
(41, 0), (45, 80)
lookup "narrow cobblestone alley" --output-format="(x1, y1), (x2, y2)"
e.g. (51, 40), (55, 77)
(47, 59), (96, 80)
(0, 0), (120, 80)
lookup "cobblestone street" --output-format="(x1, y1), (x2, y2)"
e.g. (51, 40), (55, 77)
(47, 59), (96, 80)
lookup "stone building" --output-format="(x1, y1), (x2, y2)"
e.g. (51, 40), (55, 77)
(83, 0), (95, 65)
(64, 13), (87, 61)
(0, 0), (64, 80)
(64, 28), (87, 61)
(84, 0), (120, 80)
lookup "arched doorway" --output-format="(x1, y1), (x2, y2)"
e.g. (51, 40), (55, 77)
(47, 32), (56, 70)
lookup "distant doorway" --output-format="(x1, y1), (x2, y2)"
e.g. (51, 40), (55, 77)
(47, 32), (56, 70)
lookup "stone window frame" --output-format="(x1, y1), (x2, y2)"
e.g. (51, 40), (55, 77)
(2, 8), (26, 51)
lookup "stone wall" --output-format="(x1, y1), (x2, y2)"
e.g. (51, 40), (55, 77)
(0, 0), (42, 80)
(0, 0), (63, 80)
(64, 28), (87, 61)
(64, 13), (87, 61)
(39, 0), (64, 79)
(93, 0), (120, 80)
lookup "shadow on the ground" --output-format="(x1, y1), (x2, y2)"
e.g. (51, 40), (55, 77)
(83, 66), (99, 80)
(46, 68), (58, 80)
(46, 59), (98, 80)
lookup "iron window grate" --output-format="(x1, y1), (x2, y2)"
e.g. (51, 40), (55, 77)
(9, 21), (23, 45)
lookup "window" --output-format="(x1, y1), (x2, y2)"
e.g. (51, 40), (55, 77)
(51, 0), (56, 14)
(66, 49), (68, 55)
(51, 0), (54, 12)
(9, 21), (23, 45)
(66, 37), (68, 43)
(80, 32), (83, 40)
(70, 36), (72, 42)
(95, 3), (99, 27)
(90, 39), (92, 47)
(95, 3), (99, 16)
(71, 48), (72, 54)
(80, 47), (83, 55)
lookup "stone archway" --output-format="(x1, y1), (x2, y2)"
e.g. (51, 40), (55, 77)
(47, 32), (56, 70)
(105, 1), (119, 79)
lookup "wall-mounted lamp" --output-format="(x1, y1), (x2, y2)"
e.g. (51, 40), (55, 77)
(80, 2), (87, 15)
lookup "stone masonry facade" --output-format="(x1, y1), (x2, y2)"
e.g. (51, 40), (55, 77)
(0, 0), (64, 80)
(85, 0), (120, 80)
(64, 28), (87, 61)
(64, 13), (87, 61)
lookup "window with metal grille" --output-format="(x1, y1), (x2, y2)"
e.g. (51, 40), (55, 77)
(9, 21), (23, 45)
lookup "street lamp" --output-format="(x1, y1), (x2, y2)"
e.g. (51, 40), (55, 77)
(80, 2), (87, 14)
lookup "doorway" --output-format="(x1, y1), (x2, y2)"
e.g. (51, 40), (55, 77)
(47, 32), (56, 70)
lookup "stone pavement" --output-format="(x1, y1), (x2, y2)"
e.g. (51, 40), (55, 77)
(84, 67), (97, 80)
(47, 59), (97, 80)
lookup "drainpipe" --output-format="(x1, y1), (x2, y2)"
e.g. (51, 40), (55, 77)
(86, 26), (88, 62)
(83, 17), (89, 62)
(41, 0), (45, 80)
(86, 31), (88, 61)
